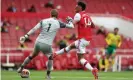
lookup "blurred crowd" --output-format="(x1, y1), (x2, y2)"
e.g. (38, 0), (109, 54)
(6, 0), (56, 13)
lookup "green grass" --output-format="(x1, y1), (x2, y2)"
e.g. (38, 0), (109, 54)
(1, 70), (133, 80)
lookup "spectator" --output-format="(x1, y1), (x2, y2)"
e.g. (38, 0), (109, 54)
(76, 0), (83, 2)
(1, 19), (10, 32)
(2, 18), (10, 26)
(27, 5), (36, 12)
(7, 2), (17, 12)
(57, 37), (67, 49)
(18, 43), (27, 49)
(15, 25), (20, 30)
(98, 55), (109, 72)
(1, 24), (8, 33)
(44, 0), (54, 9)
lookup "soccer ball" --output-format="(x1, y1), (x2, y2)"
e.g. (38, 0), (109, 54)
(20, 69), (30, 78)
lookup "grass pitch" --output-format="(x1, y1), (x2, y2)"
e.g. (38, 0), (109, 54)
(1, 70), (133, 80)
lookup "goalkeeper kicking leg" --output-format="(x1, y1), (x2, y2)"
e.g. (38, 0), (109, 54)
(17, 36), (54, 80)
(17, 41), (54, 80)
(17, 42), (40, 73)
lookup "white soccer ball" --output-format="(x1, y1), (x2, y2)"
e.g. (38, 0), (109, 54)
(20, 69), (30, 78)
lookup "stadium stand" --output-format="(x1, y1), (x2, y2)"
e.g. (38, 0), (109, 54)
(1, 0), (133, 14)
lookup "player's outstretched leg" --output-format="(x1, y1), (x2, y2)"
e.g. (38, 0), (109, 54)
(78, 54), (98, 80)
(46, 55), (53, 80)
(92, 68), (99, 80)
(17, 49), (39, 73)
(17, 56), (33, 73)
(80, 58), (98, 80)
(54, 43), (76, 57)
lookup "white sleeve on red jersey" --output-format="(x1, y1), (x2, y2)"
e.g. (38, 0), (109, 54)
(74, 13), (81, 22)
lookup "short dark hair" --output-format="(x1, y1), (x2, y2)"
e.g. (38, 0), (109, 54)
(50, 9), (58, 18)
(114, 27), (119, 30)
(77, 1), (86, 11)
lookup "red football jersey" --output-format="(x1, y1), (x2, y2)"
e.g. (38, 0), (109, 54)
(77, 11), (93, 40)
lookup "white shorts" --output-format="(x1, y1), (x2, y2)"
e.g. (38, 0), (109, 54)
(74, 38), (90, 54)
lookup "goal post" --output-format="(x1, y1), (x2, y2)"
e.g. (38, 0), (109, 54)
(113, 49), (133, 72)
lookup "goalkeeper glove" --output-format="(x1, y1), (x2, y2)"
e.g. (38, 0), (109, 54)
(20, 34), (29, 44)
(66, 16), (73, 23)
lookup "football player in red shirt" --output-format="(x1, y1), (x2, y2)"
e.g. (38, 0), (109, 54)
(55, 1), (98, 80)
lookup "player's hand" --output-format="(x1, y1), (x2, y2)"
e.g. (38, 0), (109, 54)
(66, 16), (73, 22)
(19, 34), (29, 44)
(20, 36), (26, 44)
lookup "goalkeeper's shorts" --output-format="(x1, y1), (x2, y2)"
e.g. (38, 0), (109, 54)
(34, 41), (52, 55)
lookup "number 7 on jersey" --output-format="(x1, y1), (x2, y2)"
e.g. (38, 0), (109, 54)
(47, 23), (51, 32)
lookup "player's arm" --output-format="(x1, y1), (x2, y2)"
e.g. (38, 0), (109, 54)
(90, 21), (95, 28)
(73, 13), (81, 25)
(105, 33), (111, 45)
(20, 21), (42, 43)
(65, 13), (80, 27)
(96, 26), (107, 37)
(117, 36), (122, 47)
(59, 20), (74, 28)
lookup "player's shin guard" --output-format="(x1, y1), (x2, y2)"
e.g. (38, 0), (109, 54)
(47, 60), (53, 71)
(47, 60), (53, 76)
(47, 57), (53, 76)
(80, 58), (93, 71)
(55, 46), (71, 55)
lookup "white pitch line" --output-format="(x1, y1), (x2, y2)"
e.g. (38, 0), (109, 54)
(36, 76), (133, 80)
(6, 75), (133, 80)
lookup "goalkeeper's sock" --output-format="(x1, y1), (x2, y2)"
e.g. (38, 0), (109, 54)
(21, 56), (33, 67)
(47, 71), (51, 76)
(55, 46), (71, 55)
(47, 60), (53, 71)
(80, 58), (93, 71)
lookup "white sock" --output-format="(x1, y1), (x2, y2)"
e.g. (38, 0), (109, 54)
(47, 60), (53, 71)
(21, 56), (32, 67)
(80, 58), (93, 71)
(55, 46), (71, 55)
